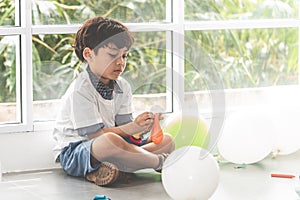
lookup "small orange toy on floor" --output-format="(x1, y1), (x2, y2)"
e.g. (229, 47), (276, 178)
(151, 113), (164, 144)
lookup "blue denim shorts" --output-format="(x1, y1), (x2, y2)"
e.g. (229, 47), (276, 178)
(60, 134), (150, 177)
(59, 139), (100, 177)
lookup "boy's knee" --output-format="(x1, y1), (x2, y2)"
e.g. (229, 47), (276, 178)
(93, 132), (122, 146)
(104, 132), (131, 149)
(104, 132), (123, 143)
(163, 133), (175, 152)
(93, 132), (131, 153)
(163, 132), (174, 143)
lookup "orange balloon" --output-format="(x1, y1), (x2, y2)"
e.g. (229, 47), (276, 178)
(151, 113), (164, 144)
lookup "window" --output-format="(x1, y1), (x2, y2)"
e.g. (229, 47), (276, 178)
(0, 35), (19, 124)
(184, 0), (299, 115)
(32, 0), (168, 25)
(0, 0), (299, 133)
(185, 28), (298, 90)
(0, 1), (24, 131)
(185, 0), (298, 21)
(0, 0), (174, 132)
(0, 0), (17, 26)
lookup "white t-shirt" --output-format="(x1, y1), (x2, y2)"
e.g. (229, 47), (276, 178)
(52, 69), (133, 160)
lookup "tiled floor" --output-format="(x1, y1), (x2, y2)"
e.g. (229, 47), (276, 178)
(1, 150), (300, 200)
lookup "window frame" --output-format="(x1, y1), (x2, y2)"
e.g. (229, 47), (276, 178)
(0, 0), (33, 132)
(0, 0), (179, 133)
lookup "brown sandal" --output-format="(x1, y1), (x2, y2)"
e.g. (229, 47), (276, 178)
(86, 162), (120, 186)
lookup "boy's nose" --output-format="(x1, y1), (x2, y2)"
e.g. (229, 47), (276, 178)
(116, 56), (125, 65)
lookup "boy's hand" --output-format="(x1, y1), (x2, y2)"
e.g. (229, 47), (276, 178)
(134, 112), (154, 131)
(156, 112), (164, 121)
(135, 112), (164, 132)
(119, 112), (155, 136)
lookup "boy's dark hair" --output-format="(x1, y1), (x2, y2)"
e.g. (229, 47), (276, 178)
(74, 16), (134, 62)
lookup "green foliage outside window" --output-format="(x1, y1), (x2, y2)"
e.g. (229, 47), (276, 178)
(0, 0), (299, 102)
(185, 0), (298, 91)
(0, 0), (15, 102)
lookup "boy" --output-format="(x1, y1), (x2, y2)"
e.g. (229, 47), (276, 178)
(53, 16), (175, 186)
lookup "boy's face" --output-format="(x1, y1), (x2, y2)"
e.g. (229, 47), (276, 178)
(89, 43), (129, 84)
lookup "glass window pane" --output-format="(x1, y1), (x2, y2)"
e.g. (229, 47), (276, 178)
(185, 28), (298, 91)
(32, 0), (167, 25)
(32, 31), (169, 121)
(0, 0), (16, 26)
(124, 31), (169, 114)
(32, 33), (78, 121)
(0, 35), (19, 124)
(185, 0), (298, 21)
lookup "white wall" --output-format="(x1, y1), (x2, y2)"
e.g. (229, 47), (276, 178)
(0, 130), (59, 173)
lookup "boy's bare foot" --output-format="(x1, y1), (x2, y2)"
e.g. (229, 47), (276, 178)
(155, 153), (169, 173)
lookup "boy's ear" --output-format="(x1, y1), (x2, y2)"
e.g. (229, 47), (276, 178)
(83, 47), (93, 61)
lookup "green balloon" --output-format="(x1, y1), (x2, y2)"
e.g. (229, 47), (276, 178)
(163, 115), (210, 149)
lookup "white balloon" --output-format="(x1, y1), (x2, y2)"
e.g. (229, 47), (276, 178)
(217, 109), (273, 164)
(271, 109), (300, 155)
(162, 146), (220, 200)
